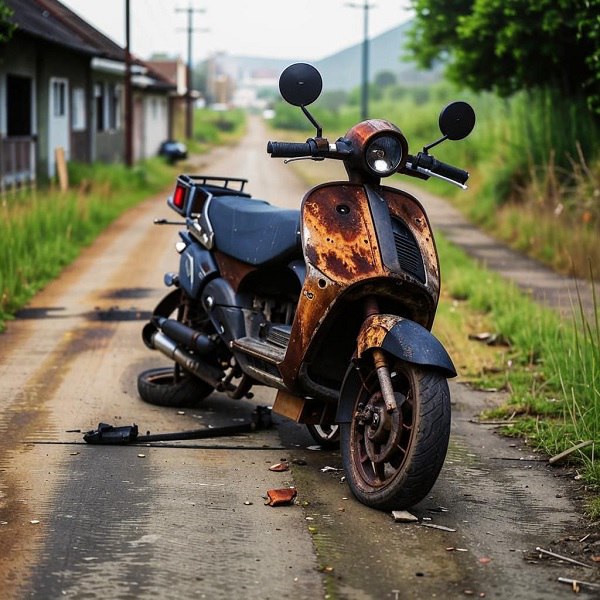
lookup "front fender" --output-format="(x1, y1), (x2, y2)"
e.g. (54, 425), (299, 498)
(336, 314), (456, 423)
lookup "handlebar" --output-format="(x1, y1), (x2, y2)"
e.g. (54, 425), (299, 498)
(267, 140), (315, 158)
(405, 153), (469, 188)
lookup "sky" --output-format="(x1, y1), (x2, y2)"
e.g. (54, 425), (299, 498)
(60, 0), (414, 63)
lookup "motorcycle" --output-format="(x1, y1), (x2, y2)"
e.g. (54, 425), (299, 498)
(138, 63), (475, 510)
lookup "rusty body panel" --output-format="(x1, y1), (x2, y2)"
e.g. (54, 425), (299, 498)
(279, 182), (440, 394)
(355, 314), (402, 357)
(214, 250), (257, 291)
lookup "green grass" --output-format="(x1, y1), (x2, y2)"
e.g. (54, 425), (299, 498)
(0, 158), (175, 330)
(189, 107), (247, 152)
(435, 235), (600, 516)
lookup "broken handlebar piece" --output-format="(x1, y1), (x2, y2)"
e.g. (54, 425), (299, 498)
(83, 406), (272, 445)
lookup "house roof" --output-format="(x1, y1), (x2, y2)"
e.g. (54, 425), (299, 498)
(6, 0), (124, 61)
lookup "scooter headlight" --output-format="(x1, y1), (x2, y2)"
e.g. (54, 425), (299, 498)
(365, 135), (404, 177)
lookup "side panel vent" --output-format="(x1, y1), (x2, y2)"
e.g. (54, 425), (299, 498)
(391, 217), (426, 283)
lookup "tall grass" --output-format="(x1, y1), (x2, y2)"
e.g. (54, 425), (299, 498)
(437, 235), (600, 510)
(0, 158), (174, 330)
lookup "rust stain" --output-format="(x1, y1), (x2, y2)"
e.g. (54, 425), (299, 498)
(356, 314), (403, 357)
(213, 251), (257, 292)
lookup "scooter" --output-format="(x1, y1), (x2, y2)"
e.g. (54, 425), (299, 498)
(138, 63), (475, 510)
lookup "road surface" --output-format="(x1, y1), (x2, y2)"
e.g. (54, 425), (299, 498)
(0, 117), (597, 599)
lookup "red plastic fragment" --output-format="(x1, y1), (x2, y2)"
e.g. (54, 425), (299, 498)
(266, 487), (297, 506)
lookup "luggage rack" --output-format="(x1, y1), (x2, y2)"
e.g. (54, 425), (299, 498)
(178, 174), (249, 194)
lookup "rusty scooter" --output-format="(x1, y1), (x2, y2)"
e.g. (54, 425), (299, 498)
(139, 63), (475, 510)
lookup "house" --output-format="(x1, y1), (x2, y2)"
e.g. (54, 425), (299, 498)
(145, 58), (188, 142)
(0, 0), (175, 191)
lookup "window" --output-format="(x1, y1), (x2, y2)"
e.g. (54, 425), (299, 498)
(52, 80), (66, 117)
(6, 75), (32, 136)
(95, 82), (105, 131)
(106, 83), (122, 130)
(72, 87), (86, 130)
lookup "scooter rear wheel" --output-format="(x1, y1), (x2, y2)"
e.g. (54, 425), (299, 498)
(137, 366), (214, 407)
(341, 361), (450, 510)
(306, 423), (340, 449)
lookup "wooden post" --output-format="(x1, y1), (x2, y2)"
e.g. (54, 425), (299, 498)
(55, 146), (68, 192)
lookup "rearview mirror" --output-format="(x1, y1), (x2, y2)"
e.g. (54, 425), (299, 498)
(279, 63), (323, 107)
(439, 101), (476, 141)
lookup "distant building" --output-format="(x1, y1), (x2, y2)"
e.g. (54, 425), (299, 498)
(0, 0), (175, 191)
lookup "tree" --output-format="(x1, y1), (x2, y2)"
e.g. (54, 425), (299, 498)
(0, 1), (15, 44)
(374, 70), (398, 88)
(407, 0), (600, 113)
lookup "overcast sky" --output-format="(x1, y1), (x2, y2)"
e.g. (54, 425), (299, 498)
(60, 0), (414, 63)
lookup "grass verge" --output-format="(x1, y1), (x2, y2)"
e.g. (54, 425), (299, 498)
(0, 158), (175, 331)
(434, 235), (600, 518)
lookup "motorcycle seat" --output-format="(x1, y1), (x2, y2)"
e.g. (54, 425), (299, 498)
(209, 195), (301, 266)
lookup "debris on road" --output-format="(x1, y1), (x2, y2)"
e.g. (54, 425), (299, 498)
(557, 577), (600, 592)
(269, 462), (289, 472)
(392, 510), (419, 523)
(535, 547), (593, 569)
(320, 466), (343, 473)
(421, 523), (456, 532)
(266, 487), (297, 506)
(548, 441), (594, 465)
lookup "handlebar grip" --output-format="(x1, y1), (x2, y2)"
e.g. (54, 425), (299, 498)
(267, 141), (313, 158)
(430, 158), (469, 185)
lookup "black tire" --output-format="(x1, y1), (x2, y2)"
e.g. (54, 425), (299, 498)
(137, 366), (214, 407)
(306, 424), (340, 449)
(341, 362), (451, 511)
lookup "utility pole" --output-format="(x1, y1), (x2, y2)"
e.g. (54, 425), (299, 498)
(346, 1), (374, 120)
(124, 0), (133, 167)
(176, 4), (206, 140)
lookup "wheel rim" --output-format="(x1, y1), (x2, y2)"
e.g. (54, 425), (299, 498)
(312, 424), (340, 442)
(350, 366), (415, 490)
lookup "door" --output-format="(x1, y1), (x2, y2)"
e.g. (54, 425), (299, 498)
(48, 77), (70, 178)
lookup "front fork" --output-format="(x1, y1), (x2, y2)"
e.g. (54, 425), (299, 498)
(364, 297), (397, 413)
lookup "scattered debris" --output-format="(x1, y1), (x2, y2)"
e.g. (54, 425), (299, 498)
(548, 441), (594, 465)
(244, 501), (253, 505)
(269, 462), (289, 472)
(320, 466), (343, 473)
(478, 557), (492, 565)
(266, 487), (297, 507)
(468, 331), (511, 346)
(392, 510), (419, 523)
(536, 547), (593, 569)
(291, 458), (307, 466)
(70, 452), (79, 456)
(557, 577), (600, 591)
(177, 411), (185, 415)
(137, 454), (146, 458)
(421, 523), (456, 532)
(319, 566), (334, 574)
(30, 520), (40, 525)
(307, 445), (322, 451)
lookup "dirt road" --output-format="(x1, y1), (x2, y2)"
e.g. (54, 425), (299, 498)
(0, 117), (597, 599)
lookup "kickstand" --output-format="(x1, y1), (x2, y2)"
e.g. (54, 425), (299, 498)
(83, 406), (272, 445)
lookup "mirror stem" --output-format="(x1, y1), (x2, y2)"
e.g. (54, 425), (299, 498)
(422, 134), (448, 154)
(301, 105), (323, 138)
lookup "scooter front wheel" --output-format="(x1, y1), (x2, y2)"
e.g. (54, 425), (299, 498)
(341, 362), (450, 510)
(137, 366), (214, 407)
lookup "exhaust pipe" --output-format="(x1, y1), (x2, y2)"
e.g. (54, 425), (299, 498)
(143, 326), (224, 389)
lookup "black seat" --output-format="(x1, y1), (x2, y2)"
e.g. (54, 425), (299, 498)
(208, 195), (301, 266)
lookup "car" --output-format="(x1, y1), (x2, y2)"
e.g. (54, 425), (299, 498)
(158, 140), (188, 163)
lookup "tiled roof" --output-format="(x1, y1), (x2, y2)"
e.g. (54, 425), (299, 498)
(6, 0), (124, 60)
